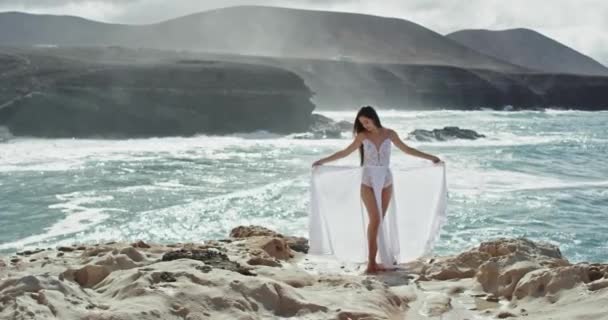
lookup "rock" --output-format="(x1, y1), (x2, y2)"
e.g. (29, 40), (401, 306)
(426, 263), (477, 280)
(119, 247), (145, 262)
(230, 226), (281, 238)
(58, 246), (75, 252)
(467, 240), (605, 300)
(162, 249), (255, 276)
(513, 265), (590, 299)
(425, 250), (492, 280)
(230, 225), (309, 254)
(422, 238), (581, 300)
(476, 260), (541, 299)
(16, 249), (44, 256)
(337, 311), (384, 320)
(97, 253), (140, 270)
(159, 272), (177, 282)
(586, 264), (608, 282)
(285, 237), (309, 254)
(195, 265), (213, 273)
(244, 237), (293, 260)
(478, 238), (565, 263)
(228, 279), (329, 317)
(131, 240), (151, 249)
(336, 121), (353, 131)
(497, 311), (517, 318)
(247, 256), (282, 267)
(408, 126), (486, 142)
(587, 278), (608, 291)
(67, 265), (111, 288)
(420, 293), (452, 317)
(301, 113), (352, 139)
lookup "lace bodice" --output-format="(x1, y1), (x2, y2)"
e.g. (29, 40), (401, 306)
(362, 138), (391, 167)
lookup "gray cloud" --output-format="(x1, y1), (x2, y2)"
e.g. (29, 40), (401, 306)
(1, 0), (607, 65)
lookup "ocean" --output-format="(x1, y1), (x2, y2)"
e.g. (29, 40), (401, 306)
(1, 109), (607, 262)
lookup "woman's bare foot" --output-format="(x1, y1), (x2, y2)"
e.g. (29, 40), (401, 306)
(365, 262), (383, 274)
(365, 263), (378, 274)
(365, 262), (398, 274)
(376, 263), (397, 272)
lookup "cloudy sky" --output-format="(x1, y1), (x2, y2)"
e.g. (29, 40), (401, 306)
(1, 0), (607, 65)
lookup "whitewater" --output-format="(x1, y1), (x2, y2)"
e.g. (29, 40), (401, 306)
(1, 109), (606, 262)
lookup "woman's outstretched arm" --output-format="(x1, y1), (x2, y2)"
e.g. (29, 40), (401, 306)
(389, 129), (441, 163)
(312, 134), (365, 166)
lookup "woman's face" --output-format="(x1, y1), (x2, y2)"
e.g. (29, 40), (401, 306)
(358, 116), (376, 131)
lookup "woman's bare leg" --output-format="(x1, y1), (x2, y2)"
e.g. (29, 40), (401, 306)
(361, 185), (380, 274)
(361, 183), (394, 274)
(376, 185), (393, 271)
(382, 185), (393, 218)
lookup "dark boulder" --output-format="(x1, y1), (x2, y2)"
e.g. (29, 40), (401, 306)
(162, 248), (255, 276)
(409, 126), (486, 141)
(294, 113), (353, 139)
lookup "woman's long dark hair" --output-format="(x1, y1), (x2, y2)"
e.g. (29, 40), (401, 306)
(353, 106), (383, 166)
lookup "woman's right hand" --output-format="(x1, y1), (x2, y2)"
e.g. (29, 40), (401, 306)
(312, 160), (324, 167)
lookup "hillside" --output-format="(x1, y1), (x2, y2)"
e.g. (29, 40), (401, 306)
(447, 28), (608, 76)
(0, 6), (525, 71)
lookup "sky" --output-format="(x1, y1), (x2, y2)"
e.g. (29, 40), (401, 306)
(1, 0), (607, 66)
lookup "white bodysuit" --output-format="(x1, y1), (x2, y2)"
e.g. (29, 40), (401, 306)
(361, 138), (393, 188)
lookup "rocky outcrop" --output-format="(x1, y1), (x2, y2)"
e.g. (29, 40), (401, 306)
(230, 225), (309, 254)
(0, 47), (315, 138)
(240, 56), (608, 110)
(421, 238), (608, 300)
(0, 226), (408, 319)
(408, 126), (486, 141)
(1, 228), (607, 319)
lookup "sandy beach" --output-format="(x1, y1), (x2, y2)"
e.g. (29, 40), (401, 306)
(1, 225), (607, 319)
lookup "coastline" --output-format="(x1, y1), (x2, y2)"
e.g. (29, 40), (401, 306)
(1, 226), (607, 319)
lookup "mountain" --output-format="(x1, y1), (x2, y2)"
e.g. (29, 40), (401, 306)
(1, 6), (608, 134)
(447, 28), (608, 76)
(0, 6), (525, 72)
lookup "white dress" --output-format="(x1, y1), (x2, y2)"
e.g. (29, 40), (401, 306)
(309, 137), (447, 265)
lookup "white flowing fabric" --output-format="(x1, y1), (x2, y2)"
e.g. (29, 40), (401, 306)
(309, 150), (447, 265)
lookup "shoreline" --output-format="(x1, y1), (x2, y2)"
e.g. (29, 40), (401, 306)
(1, 225), (607, 319)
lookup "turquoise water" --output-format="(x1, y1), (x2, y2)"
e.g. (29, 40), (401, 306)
(1, 109), (607, 262)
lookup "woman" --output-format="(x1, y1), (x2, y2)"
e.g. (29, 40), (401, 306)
(312, 106), (442, 274)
